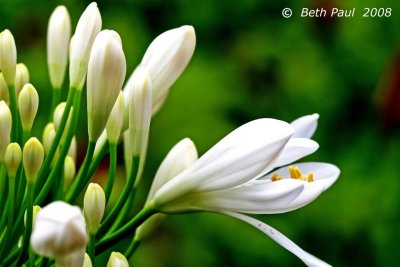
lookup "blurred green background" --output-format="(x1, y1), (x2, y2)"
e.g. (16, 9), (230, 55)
(1, 0), (400, 266)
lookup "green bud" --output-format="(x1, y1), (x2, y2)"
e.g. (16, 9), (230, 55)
(23, 137), (44, 183)
(24, 205), (41, 227)
(107, 252), (129, 267)
(63, 156), (76, 191)
(18, 83), (39, 131)
(0, 30), (17, 86)
(0, 100), (12, 161)
(42, 123), (56, 154)
(3, 142), (22, 178)
(83, 253), (93, 267)
(83, 183), (105, 235)
(0, 73), (9, 102)
(106, 91), (124, 144)
(15, 63), (29, 96)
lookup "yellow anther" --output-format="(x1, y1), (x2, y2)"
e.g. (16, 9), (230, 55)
(288, 166), (314, 182)
(307, 172), (314, 182)
(294, 167), (302, 179)
(288, 166), (297, 179)
(271, 173), (283, 182)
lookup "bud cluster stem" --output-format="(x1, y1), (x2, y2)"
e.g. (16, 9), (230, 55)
(104, 142), (117, 202)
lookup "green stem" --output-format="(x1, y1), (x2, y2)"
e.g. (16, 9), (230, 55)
(95, 207), (155, 255)
(15, 167), (26, 210)
(104, 143), (117, 202)
(22, 129), (30, 144)
(88, 234), (96, 265)
(0, 176), (16, 258)
(49, 89), (61, 121)
(65, 140), (96, 203)
(15, 182), (34, 267)
(108, 187), (136, 234)
(0, 166), (7, 226)
(125, 239), (141, 260)
(7, 84), (19, 142)
(35, 90), (81, 205)
(96, 156), (139, 237)
(34, 88), (76, 196)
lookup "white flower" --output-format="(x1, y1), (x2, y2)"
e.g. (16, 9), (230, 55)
(146, 116), (340, 265)
(47, 5), (71, 89)
(31, 201), (87, 260)
(87, 30), (126, 141)
(69, 2), (101, 89)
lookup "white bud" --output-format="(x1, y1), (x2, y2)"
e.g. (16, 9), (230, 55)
(64, 156), (76, 191)
(53, 102), (72, 134)
(47, 5), (71, 89)
(69, 2), (102, 89)
(23, 137), (44, 184)
(3, 142), (22, 178)
(83, 183), (106, 235)
(18, 83), (39, 131)
(0, 73), (9, 102)
(68, 136), (77, 162)
(0, 101), (12, 161)
(31, 201), (87, 260)
(15, 63), (29, 96)
(42, 123), (56, 154)
(87, 30), (126, 141)
(140, 25), (195, 114)
(106, 91), (124, 144)
(107, 252), (129, 267)
(0, 30), (17, 86)
(83, 253), (93, 267)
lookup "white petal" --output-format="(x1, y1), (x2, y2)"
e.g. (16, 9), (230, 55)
(152, 119), (294, 208)
(263, 162), (340, 212)
(192, 179), (304, 214)
(291, 114), (319, 139)
(273, 138), (319, 168)
(223, 211), (332, 267)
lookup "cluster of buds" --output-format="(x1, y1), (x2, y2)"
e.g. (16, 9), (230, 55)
(0, 2), (340, 267)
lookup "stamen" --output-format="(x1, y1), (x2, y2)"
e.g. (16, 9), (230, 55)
(271, 173), (283, 182)
(288, 166), (297, 179)
(289, 166), (314, 182)
(307, 172), (314, 182)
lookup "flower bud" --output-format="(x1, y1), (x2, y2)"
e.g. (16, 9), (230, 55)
(87, 30), (126, 141)
(128, 67), (152, 157)
(0, 30), (17, 86)
(15, 63), (29, 96)
(47, 5), (71, 89)
(69, 2), (102, 89)
(64, 156), (76, 191)
(42, 123), (56, 154)
(83, 183), (106, 235)
(31, 201), (87, 260)
(0, 73), (9, 102)
(3, 142), (22, 178)
(106, 91), (124, 144)
(24, 205), (41, 227)
(140, 25), (195, 114)
(53, 102), (72, 135)
(18, 83), (39, 131)
(0, 100), (12, 161)
(23, 137), (44, 183)
(83, 253), (93, 267)
(68, 136), (77, 162)
(107, 252), (129, 267)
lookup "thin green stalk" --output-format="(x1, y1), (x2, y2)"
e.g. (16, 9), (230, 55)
(96, 156), (139, 237)
(49, 89), (61, 120)
(35, 90), (82, 205)
(104, 143), (117, 202)
(1, 247), (18, 266)
(15, 182), (34, 267)
(22, 129), (30, 144)
(0, 175), (16, 258)
(15, 167), (26, 210)
(95, 207), (155, 255)
(34, 88), (76, 196)
(0, 166), (7, 224)
(7, 84), (19, 142)
(108, 187), (136, 234)
(125, 239), (141, 260)
(88, 234), (96, 264)
(65, 140), (96, 203)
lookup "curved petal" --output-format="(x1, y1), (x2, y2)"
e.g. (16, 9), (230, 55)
(273, 138), (319, 169)
(291, 114), (319, 139)
(262, 162), (340, 213)
(152, 119), (294, 208)
(222, 211), (332, 267)
(192, 179), (304, 214)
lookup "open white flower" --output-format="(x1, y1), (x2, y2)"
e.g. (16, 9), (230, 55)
(146, 116), (339, 266)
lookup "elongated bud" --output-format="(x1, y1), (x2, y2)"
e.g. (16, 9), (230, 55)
(24, 205), (41, 227)
(129, 67), (152, 156)
(23, 137), (44, 183)
(68, 136), (77, 162)
(0, 73), (9, 102)
(47, 5), (71, 89)
(83, 253), (93, 267)
(18, 83), (39, 131)
(87, 30), (126, 141)
(69, 2), (102, 89)
(107, 252), (129, 267)
(42, 123), (56, 154)
(3, 142), (22, 178)
(15, 63), (29, 96)
(0, 30), (17, 86)
(106, 91), (124, 144)
(0, 101), (12, 161)
(83, 183), (106, 235)
(64, 156), (76, 191)
(53, 102), (72, 134)
(140, 25), (195, 114)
